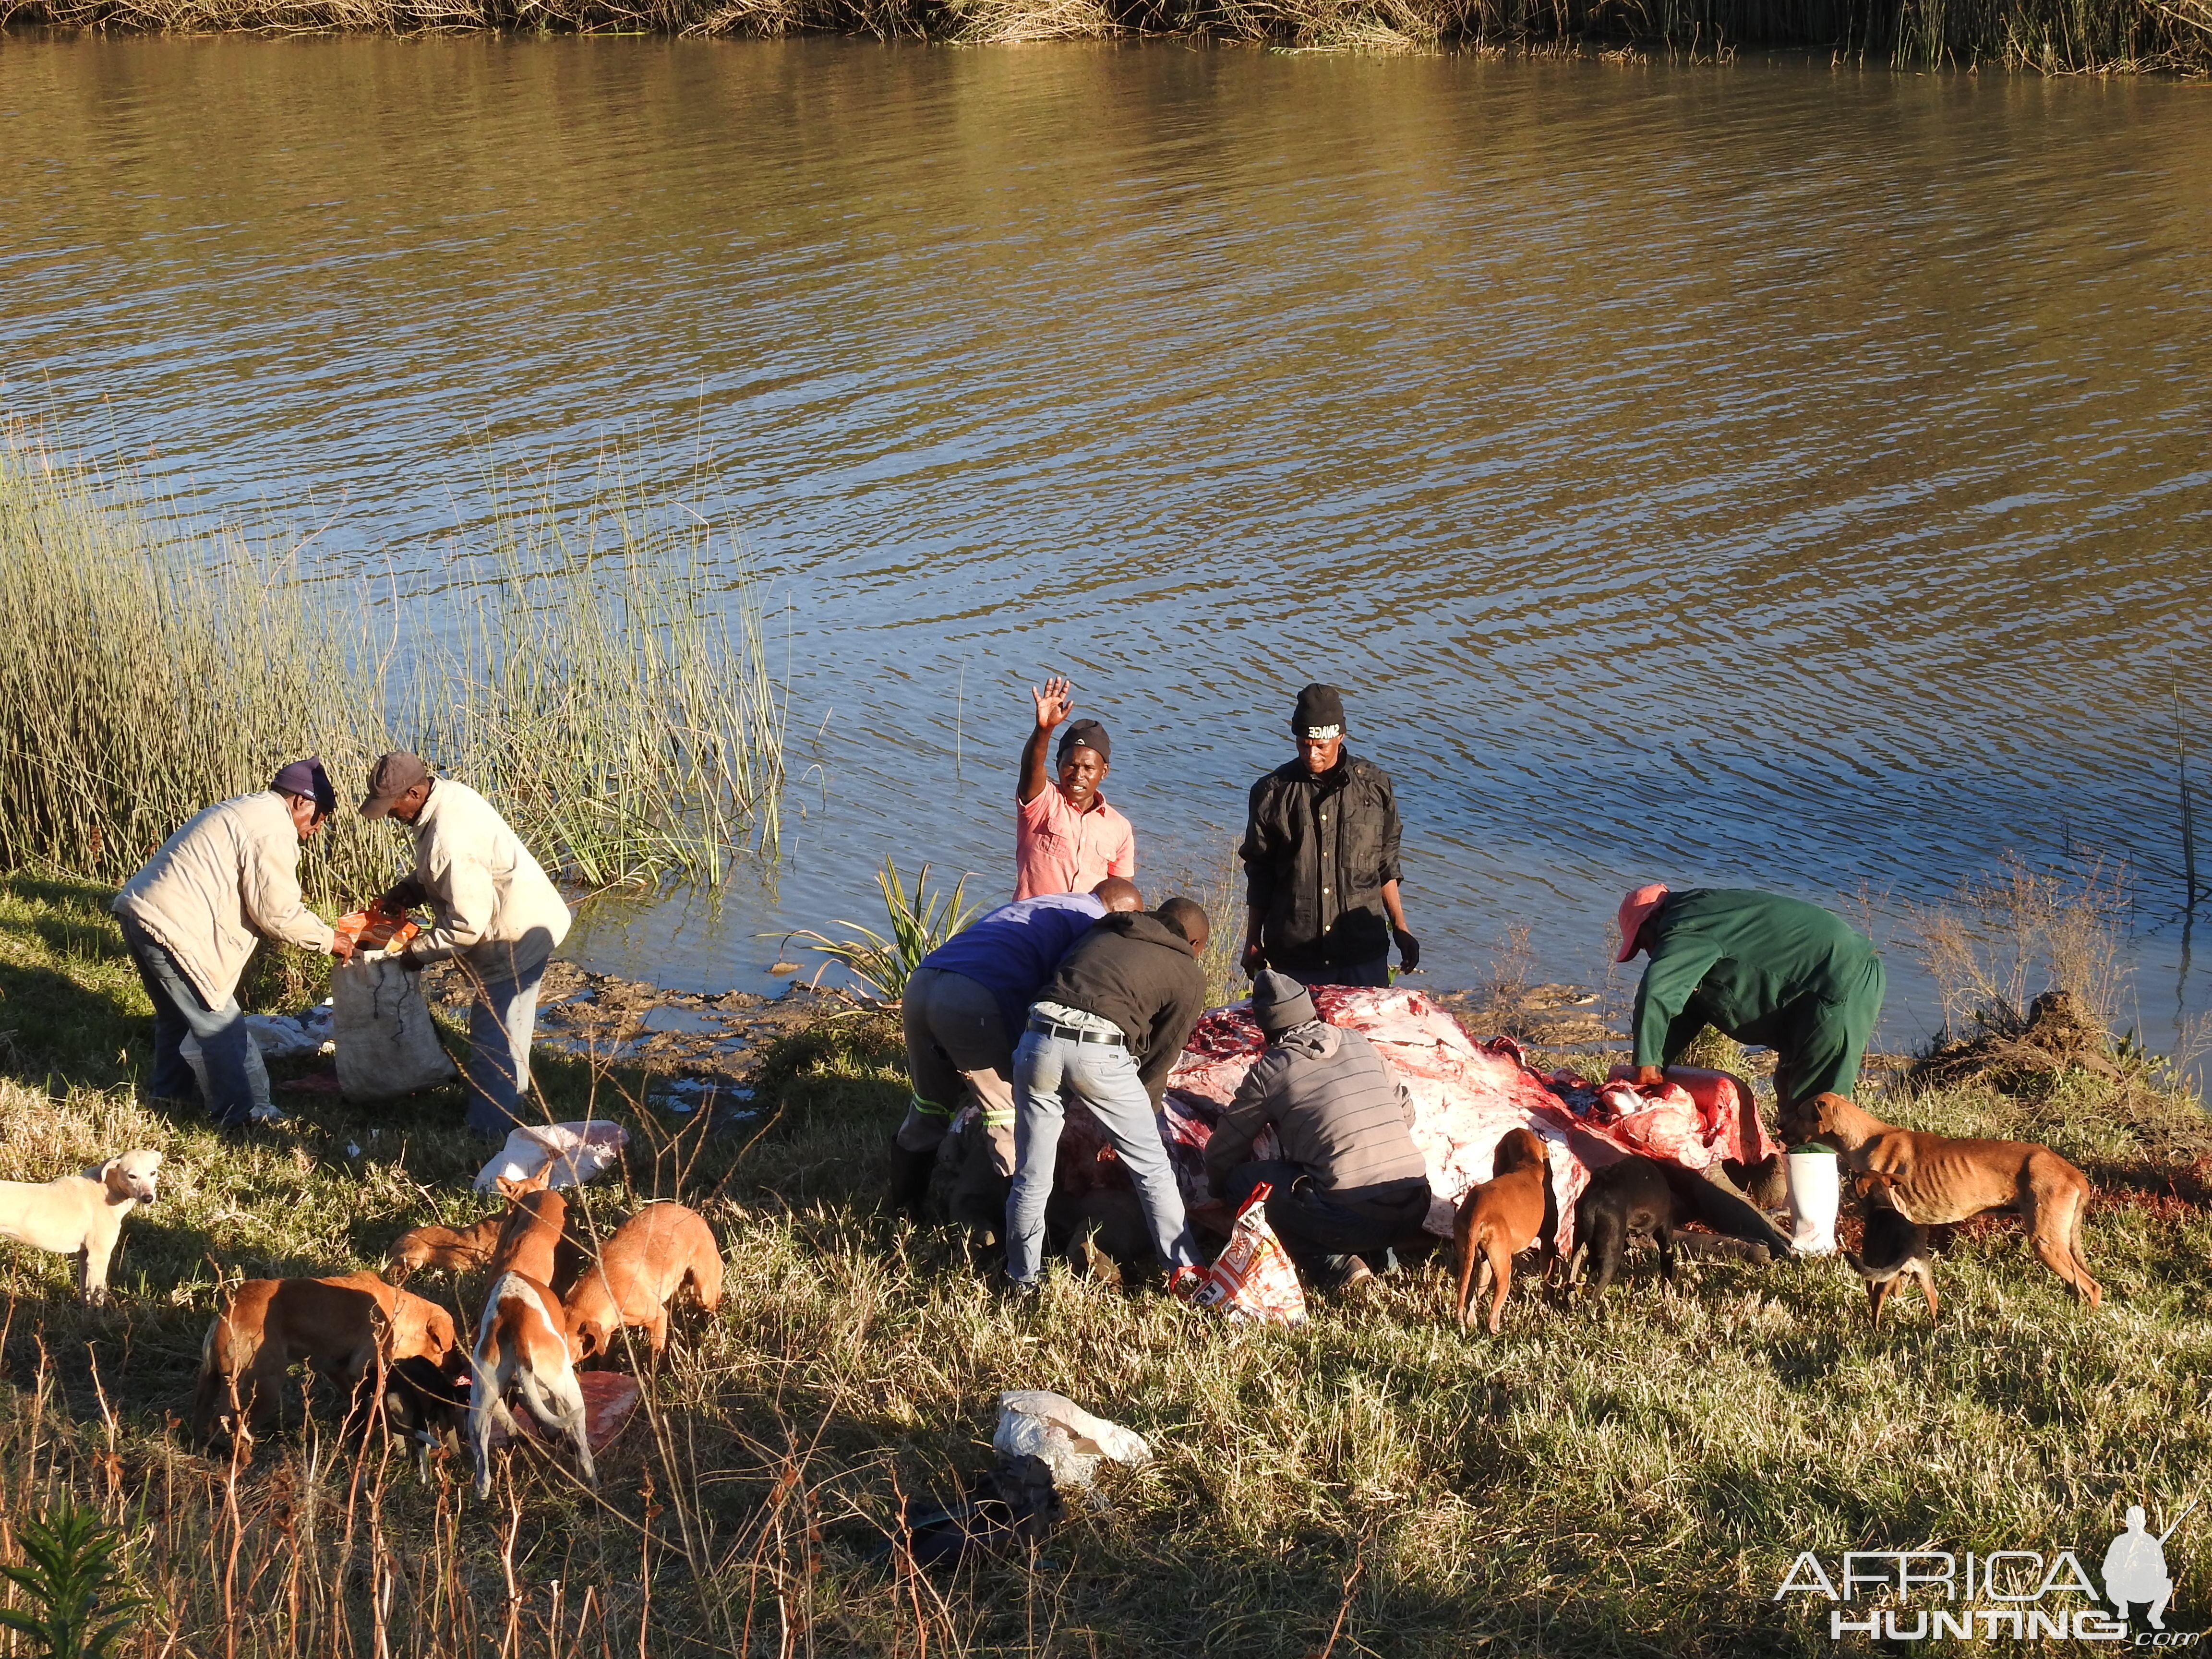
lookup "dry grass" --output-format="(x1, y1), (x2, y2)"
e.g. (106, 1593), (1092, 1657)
(0, 871), (2209, 1654)
(11, 0), (2208, 67)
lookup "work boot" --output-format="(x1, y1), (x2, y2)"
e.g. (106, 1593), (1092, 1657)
(887, 1140), (936, 1222)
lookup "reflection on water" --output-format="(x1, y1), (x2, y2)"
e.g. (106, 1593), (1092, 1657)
(3, 37), (2210, 1054)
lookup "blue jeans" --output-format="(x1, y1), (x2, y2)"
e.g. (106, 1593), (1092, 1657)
(1006, 1027), (1198, 1286)
(456, 936), (552, 1136)
(118, 914), (257, 1127)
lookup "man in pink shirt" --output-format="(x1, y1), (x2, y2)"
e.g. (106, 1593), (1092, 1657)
(1014, 675), (1136, 901)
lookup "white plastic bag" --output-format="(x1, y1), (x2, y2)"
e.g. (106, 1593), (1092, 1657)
(180, 1029), (273, 1118)
(332, 954), (458, 1102)
(993, 1391), (1152, 1491)
(471, 1120), (630, 1192)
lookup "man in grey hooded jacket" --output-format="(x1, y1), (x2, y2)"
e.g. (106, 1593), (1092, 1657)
(1202, 970), (1431, 1290)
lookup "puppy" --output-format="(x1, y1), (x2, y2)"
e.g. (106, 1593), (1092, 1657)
(565, 1203), (722, 1360)
(192, 1272), (458, 1445)
(470, 1271), (596, 1499)
(486, 1184), (569, 1286)
(1849, 1196), (1938, 1326)
(1453, 1128), (1556, 1333)
(0, 1151), (162, 1304)
(385, 1171), (550, 1284)
(382, 1353), (471, 1476)
(1810, 1092), (2099, 1305)
(1570, 1155), (1676, 1299)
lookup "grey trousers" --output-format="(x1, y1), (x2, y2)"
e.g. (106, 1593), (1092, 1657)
(900, 967), (1017, 1176)
(456, 933), (554, 1136)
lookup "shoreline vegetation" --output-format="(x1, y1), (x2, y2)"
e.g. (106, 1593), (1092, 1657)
(4, 0), (2209, 75)
(0, 434), (785, 902)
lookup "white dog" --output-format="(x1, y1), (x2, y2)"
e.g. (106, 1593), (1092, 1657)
(0, 1151), (163, 1303)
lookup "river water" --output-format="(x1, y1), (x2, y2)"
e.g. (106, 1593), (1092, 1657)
(3, 37), (2209, 1055)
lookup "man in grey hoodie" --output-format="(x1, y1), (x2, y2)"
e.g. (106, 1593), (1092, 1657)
(1004, 896), (1212, 1291)
(1202, 970), (1431, 1290)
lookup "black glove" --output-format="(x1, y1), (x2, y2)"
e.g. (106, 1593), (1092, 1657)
(1392, 928), (1421, 973)
(1241, 940), (1267, 976)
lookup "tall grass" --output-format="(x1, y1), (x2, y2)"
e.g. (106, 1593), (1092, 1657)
(8, 0), (2207, 71)
(0, 436), (782, 905)
(785, 858), (981, 998)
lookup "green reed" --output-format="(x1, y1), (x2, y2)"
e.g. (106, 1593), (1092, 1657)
(0, 435), (782, 906)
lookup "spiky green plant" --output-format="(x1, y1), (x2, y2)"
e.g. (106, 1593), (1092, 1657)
(784, 858), (981, 1000)
(0, 1496), (144, 1659)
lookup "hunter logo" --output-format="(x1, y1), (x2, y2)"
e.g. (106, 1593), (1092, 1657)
(1775, 1500), (2200, 1644)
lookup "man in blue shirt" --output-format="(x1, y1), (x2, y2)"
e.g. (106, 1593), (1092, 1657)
(893, 876), (1143, 1217)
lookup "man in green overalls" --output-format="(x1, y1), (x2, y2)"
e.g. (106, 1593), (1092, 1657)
(1617, 883), (1886, 1143)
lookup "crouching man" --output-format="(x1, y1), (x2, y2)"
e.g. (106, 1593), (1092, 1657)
(1202, 970), (1431, 1293)
(1004, 897), (1213, 1292)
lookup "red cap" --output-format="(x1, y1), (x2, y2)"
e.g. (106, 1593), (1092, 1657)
(1614, 884), (1670, 963)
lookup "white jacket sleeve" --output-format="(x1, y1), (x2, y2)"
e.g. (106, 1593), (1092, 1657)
(409, 844), (498, 962)
(243, 820), (336, 953)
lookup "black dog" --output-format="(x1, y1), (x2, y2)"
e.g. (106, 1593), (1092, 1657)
(381, 1353), (469, 1475)
(1848, 1198), (1938, 1327)
(1571, 1156), (1677, 1298)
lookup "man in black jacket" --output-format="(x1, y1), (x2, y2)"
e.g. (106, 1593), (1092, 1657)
(1239, 683), (1417, 989)
(1004, 897), (1212, 1290)
(1204, 971), (1432, 1291)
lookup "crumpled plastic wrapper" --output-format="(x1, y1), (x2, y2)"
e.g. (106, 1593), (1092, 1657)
(472, 1120), (630, 1192)
(992, 1391), (1151, 1491)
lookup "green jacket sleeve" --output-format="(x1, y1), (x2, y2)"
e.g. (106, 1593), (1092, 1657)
(1632, 941), (1723, 1067)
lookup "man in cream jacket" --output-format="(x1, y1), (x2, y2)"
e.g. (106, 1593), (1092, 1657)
(361, 752), (572, 1136)
(112, 757), (348, 1130)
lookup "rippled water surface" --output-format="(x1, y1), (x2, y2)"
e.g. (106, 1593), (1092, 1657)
(4, 37), (2209, 1049)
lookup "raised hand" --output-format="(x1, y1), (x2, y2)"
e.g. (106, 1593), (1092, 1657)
(1032, 675), (1073, 731)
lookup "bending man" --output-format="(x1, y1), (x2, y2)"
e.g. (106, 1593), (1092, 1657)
(1004, 896), (1212, 1291)
(1202, 970), (1431, 1293)
(113, 757), (349, 1130)
(1618, 884), (1885, 1142)
(895, 876), (1144, 1219)
(362, 753), (571, 1137)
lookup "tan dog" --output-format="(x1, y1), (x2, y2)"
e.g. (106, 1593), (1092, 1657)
(1810, 1092), (2099, 1305)
(0, 1151), (162, 1304)
(469, 1271), (596, 1499)
(565, 1203), (723, 1359)
(1453, 1128), (1556, 1333)
(192, 1272), (459, 1443)
(386, 1171), (549, 1284)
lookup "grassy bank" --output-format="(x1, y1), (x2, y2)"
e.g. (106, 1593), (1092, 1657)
(8, 0), (2209, 73)
(0, 437), (782, 902)
(1, 870), (2210, 1653)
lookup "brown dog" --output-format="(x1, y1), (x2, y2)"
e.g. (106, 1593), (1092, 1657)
(386, 1172), (553, 1284)
(1453, 1128), (1556, 1333)
(487, 1183), (569, 1286)
(1810, 1092), (2099, 1305)
(192, 1272), (459, 1444)
(565, 1203), (724, 1359)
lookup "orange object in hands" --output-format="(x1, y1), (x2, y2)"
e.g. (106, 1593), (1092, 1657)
(335, 903), (421, 954)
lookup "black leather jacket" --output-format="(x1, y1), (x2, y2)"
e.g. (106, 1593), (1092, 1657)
(1238, 752), (1402, 970)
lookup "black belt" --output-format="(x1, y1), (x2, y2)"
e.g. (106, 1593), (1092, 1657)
(1028, 1017), (1126, 1046)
